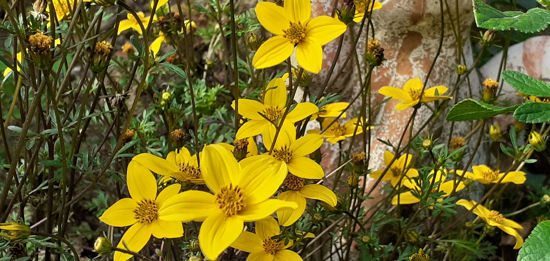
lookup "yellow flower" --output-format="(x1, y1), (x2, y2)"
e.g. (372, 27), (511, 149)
(0, 222), (30, 240)
(149, 31), (166, 56)
(158, 144), (297, 260)
(315, 102), (349, 119)
(456, 199), (523, 249)
(309, 117), (368, 144)
(235, 74), (318, 142)
(529, 131), (546, 151)
(51, 0), (91, 21)
(353, 0), (382, 23)
(99, 161), (184, 261)
(378, 78), (451, 110)
(277, 174), (337, 226)
(489, 124), (502, 141)
(253, 0), (347, 73)
(133, 147), (203, 184)
(118, 12), (151, 35)
(3, 52), (22, 77)
(264, 129), (325, 179)
(461, 165), (525, 184)
(370, 151), (418, 187)
(231, 216), (304, 260)
(392, 169), (465, 205)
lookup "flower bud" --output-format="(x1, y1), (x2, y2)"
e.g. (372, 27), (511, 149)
(121, 128), (135, 144)
(405, 230), (419, 244)
(91, 41), (113, 73)
(365, 39), (384, 67)
(361, 235), (371, 244)
(421, 137), (434, 150)
(352, 152), (366, 165)
(184, 19), (197, 32)
(513, 121), (525, 132)
(28, 31), (53, 69)
(247, 33), (262, 51)
(170, 128), (186, 144)
(94, 237), (112, 254)
(0, 222), (30, 240)
(409, 249), (429, 261)
(162, 91), (172, 101)
(481, 30), (496, 46)
(121, 41), (135, 56)
(189, 239), (200, 252)
(450, 136), (465, 152)
(335, 6), (355, 25)
(456, 64), (467, 75)
(347, 173), (359, 187)
(529, 131), (546, 152)
(542, 194), (550, 203)
(188, 256), (203, 261)
(482, 78), (499, 103)
(489, 124), (502, 142)
(312, 212), (324, 223)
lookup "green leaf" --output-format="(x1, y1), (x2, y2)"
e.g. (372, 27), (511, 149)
(502, 71), (550, 97)
(160, 63), (188, 80)
(518, 221), (550, 261)
(473, 0), (550, 33)
(514, 102), (550, 123)
(446, 99), (517, 121)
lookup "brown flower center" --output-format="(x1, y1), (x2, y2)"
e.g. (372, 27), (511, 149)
(390, 166), (402, 177)
(284, 174), (305, 191)
(272, 146), (293, 163)
(174, 162), (201, 181)
(215, 185), (245, 216)
(284, 22), (307, 45)
(408, 87), (423, 101)
(134, 199), (159, 224)
(262, 238), (283, 255)
(487, 210), (504, 224)
(480, 169), (499, 182)
(328, 124), (347, 137)
(263, 106), (283, 123)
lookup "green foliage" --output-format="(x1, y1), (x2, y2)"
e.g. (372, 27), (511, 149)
(514, 102), (550, 123)
(446, 99), (517, 121)
(518, 221), (550, 260)
(502, 70), (550, 97)
(473, 0), (550, 33)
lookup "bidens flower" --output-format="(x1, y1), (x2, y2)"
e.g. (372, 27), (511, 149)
(253, 0), (347, 73)
(99, 161), (184, 261)
(392, 169), (465, 205)
(133, 147), (203, 184)
(460, 165), (525, 184)
(457, 199), (524, 249)
(310, 117), (369, 144)
(378, 78), (451, 110)
(370, 151), (418, 187)
(353, 0), (382, 23)
(118, 12), (152, 35)
(158, 145), (297, 260)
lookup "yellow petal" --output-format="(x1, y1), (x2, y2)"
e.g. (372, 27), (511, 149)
(99, 198), (138, 227)
(395, 100), (418, 110)
(199, 213), (244, 260)
(498, 225), (523, 249)
(403, 78), (423, 94)
(114, 223), (151, 261)
(151, 0), (168, 9)
(127, 161), (157, 201)
(263, 121), (295, 150)
(369, 169), (384, 180)
(231, 231), (263, 253)
(300, 184), (337, 206)
(383, 150), (395, 167)
(155, 184), (181, 208)
(250, 252), (275, 261)
(319, 102), (349, 118)
(284, 0), (311, 23)
(118, 19), (133, 35)
(378, 87), (411, 101)
(287, 156), (324, 179)
(132, 153), (179, 177)
(391, 191), (420, 205)
(151, 220), (183, 239)
(201, 144), (240, 193)
(501, 171), (526, 184)
(286, 102), (319, 122)
(296, 38), (323, 73)
(236, 120), (270, 140)
(176, 146), (192, 161)
(247, 136), (259, 156)
(149, 34), (165, 56)
(255, 2), (289, 35)
(274, 249), (303, 261)
(239, 199), (297, 221)
(159, 190), (217, 222)
(353, 8), (364, 23)
(291, 134), (323, 157)
(456, 199), (486, 218)
(253, 36), (294, 69)
(264, 76), (288, 108)
(239, 155), (287, 204)
(235, 99), (265, 120)
(256, 216), (280, 239)
(277, 191), (306, 226)
(307, 16), (347, 45)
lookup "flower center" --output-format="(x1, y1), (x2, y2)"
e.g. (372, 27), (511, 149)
(284, 22), (307, 45)
(487, 210), (504, 224)
(263, 106), (284, 123)
(481, 169), (499, 182)
(134, 199), (159, 224)
(174, 162), (201, 181)
(284, 174), (305, 191)
(354, 0), (366, 14)
(262, 238), (283, 255)
(328, 124), (347, 137)
(272, 146), (293, 163)
(390, 166), (402, 177)
(215, 185), (245, 216)
(408, 87), (423, 101)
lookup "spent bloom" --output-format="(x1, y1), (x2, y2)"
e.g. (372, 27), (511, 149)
(378, 78), (451, 110)
(158, 144), (296, 260)
(253, 0), (347, 73)
(99, 161), (184, 261)
(457, 199), (523, 249)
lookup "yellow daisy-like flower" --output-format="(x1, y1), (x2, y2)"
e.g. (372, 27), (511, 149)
(309, 117), (368, 144)
(353, 0), (382, 23)
(263, 129), (325, 179)
(99, 161), (184, 261)
(235, 74), (318, 142)
(133, 147), (203, 184)
(392, 169), (465, 205)
(378, 78), (451, 110)
(370, 151), (418, 187)
(50, 0), (91, 21)
(149, 31), (165, 56)
(118, 12), (151, 35)
(315, 102), (349, 119)
(253, 0), (347, 73)
(277, 174), (337, 226)
(231, 216), (304, 260)
(159, 144), (297, 260)
(457, 199), (524, 249)
(460, 165), (526, 184)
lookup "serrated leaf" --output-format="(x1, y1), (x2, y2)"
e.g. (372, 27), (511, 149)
(446, 99), (517, 121)
(513, 102), (550, 123)
(502, 71), (550, 97)
(518, 221), (550, 261)
(473, 0), (550, 33)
